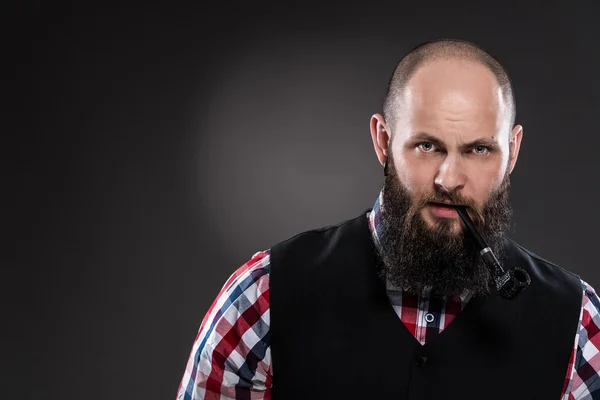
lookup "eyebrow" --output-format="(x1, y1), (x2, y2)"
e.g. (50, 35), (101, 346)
(411, 132), (499, 150)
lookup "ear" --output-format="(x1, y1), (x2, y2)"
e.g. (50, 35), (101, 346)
(370, 113), (391, 167)
(508, 124), (523, 174)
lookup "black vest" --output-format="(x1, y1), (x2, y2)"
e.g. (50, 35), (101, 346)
(269, 211), (582, 399)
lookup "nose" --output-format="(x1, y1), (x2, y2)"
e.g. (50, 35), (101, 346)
(434, 155), (466, 193)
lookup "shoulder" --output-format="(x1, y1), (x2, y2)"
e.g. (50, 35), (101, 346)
(505, 237), (580, 279)
(177, 251), (273, 399)
(191, 250), (273, 362)
(221, 250), (271, 293)
(567, 280), (600, 396)
(580, 280), (600, 324)
(270, 212), (371, 257)
(273, 219), (352, 247)
(199, 250), (272, 340)
(504, 237), (582, 291)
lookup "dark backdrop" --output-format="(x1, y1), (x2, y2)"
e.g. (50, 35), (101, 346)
(10, 1), (599, 399)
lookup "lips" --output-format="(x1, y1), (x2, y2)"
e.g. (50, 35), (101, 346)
(430, 201), (459, 207)
(428, 202), (460, 218)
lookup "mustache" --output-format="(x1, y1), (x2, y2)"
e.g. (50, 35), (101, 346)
(406, 190), (485, 225)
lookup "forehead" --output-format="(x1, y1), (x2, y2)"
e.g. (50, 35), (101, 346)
(398, 59), (510, 138)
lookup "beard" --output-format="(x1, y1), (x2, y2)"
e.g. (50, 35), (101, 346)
(378, 155), (512, 300)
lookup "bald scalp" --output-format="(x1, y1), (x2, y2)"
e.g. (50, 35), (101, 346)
(383, 39), (516, 133)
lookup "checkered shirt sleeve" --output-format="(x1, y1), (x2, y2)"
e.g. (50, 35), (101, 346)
(176, 251), (272, 400)
(562, 280), (600, 399)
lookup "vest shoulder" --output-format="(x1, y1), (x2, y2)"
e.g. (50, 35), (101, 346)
(269, 213), (372, 274)
(272, 213), (368, 249)
(504, 236), (582, 288)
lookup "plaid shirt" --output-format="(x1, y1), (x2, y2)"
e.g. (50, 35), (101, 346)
(177, 193), (600, 399)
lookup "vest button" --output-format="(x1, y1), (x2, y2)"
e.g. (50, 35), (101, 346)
(415, 355), (428, 367)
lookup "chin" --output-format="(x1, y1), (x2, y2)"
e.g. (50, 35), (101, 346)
(422, 213), (463, 235)
(446, 222), (464, 236)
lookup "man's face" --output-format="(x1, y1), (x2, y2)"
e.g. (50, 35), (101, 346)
(370, 59), (523, 298)
(388, 59), (517, 235)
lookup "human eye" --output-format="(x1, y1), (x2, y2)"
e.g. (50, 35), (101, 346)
(472, 145), (491, 156)
(417, 142), (437, 153)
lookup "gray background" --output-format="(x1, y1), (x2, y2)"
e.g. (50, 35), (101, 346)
(10, 1), (600, 399)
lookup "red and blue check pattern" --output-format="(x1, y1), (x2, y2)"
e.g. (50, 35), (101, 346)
(177, 194), (600, 399)
(177, 251), (272, 400)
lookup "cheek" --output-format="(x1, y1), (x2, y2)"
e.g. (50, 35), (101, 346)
(467, 161), (506, 202)
(392, 151), (437, 194)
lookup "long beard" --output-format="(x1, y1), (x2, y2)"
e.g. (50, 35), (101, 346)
(378, 156), (512, 300)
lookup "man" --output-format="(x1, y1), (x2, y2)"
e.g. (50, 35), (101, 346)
(176, 39), (600, 399)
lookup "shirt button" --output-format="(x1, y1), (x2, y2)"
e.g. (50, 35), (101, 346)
(415, 355), (428, 367)
(425, 313), (435, 323)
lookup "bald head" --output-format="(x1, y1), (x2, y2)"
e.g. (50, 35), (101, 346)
(383, 39), (516, 133)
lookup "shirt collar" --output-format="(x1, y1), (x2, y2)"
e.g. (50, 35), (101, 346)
(367, 190), (384, 255)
